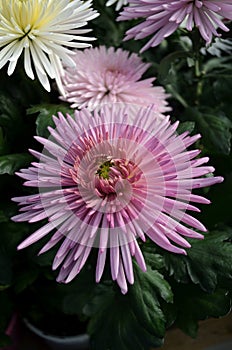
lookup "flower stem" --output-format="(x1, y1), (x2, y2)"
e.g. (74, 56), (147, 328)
(191, 29), (204, 104)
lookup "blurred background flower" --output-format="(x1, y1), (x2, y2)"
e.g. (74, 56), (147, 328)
(118, 0), (232, 51)
(60, 45), (170, 113)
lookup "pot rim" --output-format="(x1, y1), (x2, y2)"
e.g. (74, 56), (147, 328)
(23, 318), (90, 343)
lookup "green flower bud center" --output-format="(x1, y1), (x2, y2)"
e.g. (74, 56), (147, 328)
(96, 160), (114, 179)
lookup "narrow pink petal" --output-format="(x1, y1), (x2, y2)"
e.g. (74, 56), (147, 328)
(17, 222), (55, 250)
(110, 232), (120, 280)
(134, 239), (147, 272)
(120, 239), (134, 284)
(116, 258), (128, 294)
(147, 226), (187, 255)
(65, 246), (92, 283)
(96, 249), (107, 283)
(38, 233), (63, 255)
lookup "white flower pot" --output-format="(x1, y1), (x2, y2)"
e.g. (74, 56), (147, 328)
(24, 318), (90, 350)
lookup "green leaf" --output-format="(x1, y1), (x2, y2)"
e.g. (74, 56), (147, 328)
(142, 247), (165, 270)
(164, 228), (232, 292)
(174, 285), (231, 337)
(0, 153), (33, 175)
(133, 262), (173, 306)
(201, 76), (232, 126)
(185, 107), (232, 155)
(61, 266), (97, 315)
(92, 0), (127, 47)
(0, 221), (31, 254)
(14, 268), (39, 294)
(87, 286), (164, 350)
(27, 104), (74, 138)
(204, 57), (232, 74)
(0, 92), (28, 150)
(203, 38), (232, 57)
(0, 127), (9, 156)
(201, 113), (232, 154)
(158, 51), (190, 84)
(0, 211), (8, 224)
(86, 262), (173, 350)
(0, 94), (21, 128)
(177, 121), (195, 135)
(165, 83), (189, 109)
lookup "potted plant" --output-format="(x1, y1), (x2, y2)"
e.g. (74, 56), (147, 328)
(0, 1), (232, 350)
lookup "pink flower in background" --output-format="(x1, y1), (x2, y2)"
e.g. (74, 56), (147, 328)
(118, 0), (232, 52)
(12, 105), (223, 293)
(60, 46), (170, 113)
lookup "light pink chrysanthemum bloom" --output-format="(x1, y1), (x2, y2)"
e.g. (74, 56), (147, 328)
(60, 46), (170, 113)
(106, 0), (128, 11)
(118, 0), (232, 52)
(12, 105), (223, 294)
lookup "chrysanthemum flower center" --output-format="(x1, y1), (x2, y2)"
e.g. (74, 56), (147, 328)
(95, 158), (137, 201)
(8, 0), (48, 34)
(103, 69), (125, 96)
(96, 160), (114, 179)
(3, 0), (63, 39)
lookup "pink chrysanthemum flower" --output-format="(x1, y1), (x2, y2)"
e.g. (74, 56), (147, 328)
(118, 0), (232, 52)
(60, 46), (170, 113)
(12, 105), (223, 294)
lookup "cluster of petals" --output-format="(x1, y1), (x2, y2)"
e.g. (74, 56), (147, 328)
(118, 0), (232, 52)
(0, 0), (98, 93)
(12, 105), (223, 293)
(61, 46), (170, 114)
(106, 0), (128, 11)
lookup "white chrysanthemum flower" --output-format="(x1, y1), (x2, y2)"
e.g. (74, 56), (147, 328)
(0, 0), (99, 93)
(106, 0), (128, 11)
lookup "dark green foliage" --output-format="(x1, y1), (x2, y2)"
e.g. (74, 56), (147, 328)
(184, 107), (232, 155)
(177, 121), (195, 135)
(0, 153), (33, 175)
(173, 286), (231, 337)
(0, 3), (231, 350)
(86, 262), (173, 350)
(164, 228), (232, 292)
(27, 104), (74, 138)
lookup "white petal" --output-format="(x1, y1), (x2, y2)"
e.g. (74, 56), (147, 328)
(0, 41), (16, 70)
(24, 46), (34, 80)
